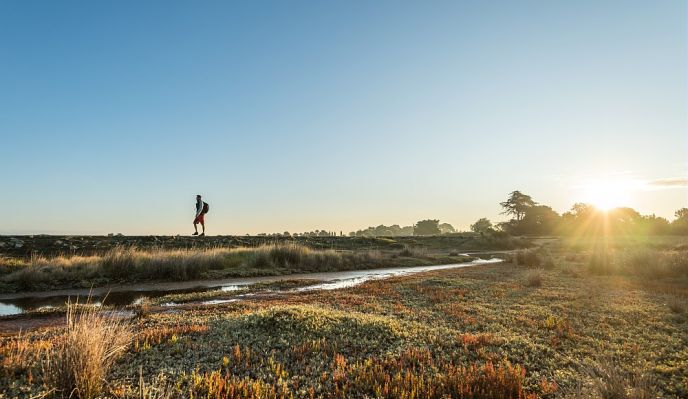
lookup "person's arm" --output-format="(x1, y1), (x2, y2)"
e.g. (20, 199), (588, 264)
(196, 201), (202, 217)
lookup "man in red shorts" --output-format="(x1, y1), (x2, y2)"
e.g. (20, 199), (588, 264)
(193, 194), (207, 236)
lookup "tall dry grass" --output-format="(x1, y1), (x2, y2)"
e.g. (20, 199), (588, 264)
(524, 269), (543, 287)
(42, 301), (132, 399)
(0, 244), (390, 290)
(585, 360), (655, 399)
(588, 248), (688, 278)
(244, 243), (384, 272)
(2, 247), (237, 289)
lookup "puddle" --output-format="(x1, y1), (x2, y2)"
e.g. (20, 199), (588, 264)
(0, 258), (502, 316)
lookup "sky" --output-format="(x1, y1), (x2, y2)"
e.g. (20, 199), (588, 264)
(0, 1), (686, 235)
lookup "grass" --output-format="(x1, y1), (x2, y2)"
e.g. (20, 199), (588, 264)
(0, 243), (474, 293)
(584, 360), (655, 399)
(0, 301), (134, 398)
(43, 302), (132, 399)
(2, 237), (687, 397)
(667, 295), (686, 314)
(587, 247), (688, 278)
(524, 269), (543, 287)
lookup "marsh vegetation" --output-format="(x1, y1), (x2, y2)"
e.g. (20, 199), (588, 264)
(0, 243), (478, 293)
(1, 236), (686, 397)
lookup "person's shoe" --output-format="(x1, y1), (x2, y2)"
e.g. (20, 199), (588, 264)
(192, 232), (199, 236)
(199, 233), (205, 237)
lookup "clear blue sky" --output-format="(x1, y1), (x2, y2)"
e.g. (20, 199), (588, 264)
(1, 1), (685, 235)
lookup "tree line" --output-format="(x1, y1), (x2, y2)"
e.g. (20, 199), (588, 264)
(254, 190), (688, 237)
(491, 190), (688, 236)
(346, 190), (688, 237)
(349, 221), (457, 237)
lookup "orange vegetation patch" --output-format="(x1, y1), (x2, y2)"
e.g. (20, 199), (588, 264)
(133, 324), (209, 351)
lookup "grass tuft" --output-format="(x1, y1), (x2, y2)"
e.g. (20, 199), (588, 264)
(586, 360), (655, 399)
(42, 301), (132, 399)
(667, 294), (686, 314)
(524, 269), (543, 287)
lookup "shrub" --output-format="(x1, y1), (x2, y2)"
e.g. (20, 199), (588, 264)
(524, 269), (543, 287)
(42, 302), (132, 399)
(516, 249), (541, 267)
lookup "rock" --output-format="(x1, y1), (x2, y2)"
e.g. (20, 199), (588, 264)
(107, 233), (114, 237)
(14, 242), (23, 249)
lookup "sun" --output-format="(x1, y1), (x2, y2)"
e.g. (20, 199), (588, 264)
(581, 180), (632, 211)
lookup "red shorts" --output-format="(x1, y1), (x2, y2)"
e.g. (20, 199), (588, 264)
(193, 214), (205, 224)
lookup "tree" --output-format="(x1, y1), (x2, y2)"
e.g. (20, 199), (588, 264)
(566, 203), (595, 219)
(414, 219), (441, 236)
(439, 223), (456, 234)
(500, 191), (536, 221)
(470, 218), (494, 235)
(638, 215), (670, 235)
(519, 205), (561, 235)
(672, 208), (688, 234)
(675, 208), (688, 220)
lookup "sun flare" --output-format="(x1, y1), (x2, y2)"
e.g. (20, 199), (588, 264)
(581, 180), (634, 211)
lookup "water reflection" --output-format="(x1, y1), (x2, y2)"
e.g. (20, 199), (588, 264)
(0, 258), (502, 316)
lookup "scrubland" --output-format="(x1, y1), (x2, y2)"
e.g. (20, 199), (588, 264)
(1, 236), (687, 398)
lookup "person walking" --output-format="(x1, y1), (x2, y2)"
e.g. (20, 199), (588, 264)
(193, 194), (209, 236)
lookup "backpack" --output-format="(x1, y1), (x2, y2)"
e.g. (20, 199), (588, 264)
(202, 202), (209, 214)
